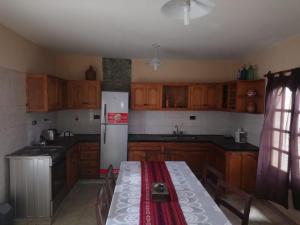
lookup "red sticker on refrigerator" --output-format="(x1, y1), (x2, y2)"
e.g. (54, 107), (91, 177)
(107, 113), (128, 124)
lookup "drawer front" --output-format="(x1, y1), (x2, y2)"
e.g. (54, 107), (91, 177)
(80, 160), (99, 168)
(80, 168), (98, 178)
(128, 142), (162, 151)
(80, 151), (99, 160)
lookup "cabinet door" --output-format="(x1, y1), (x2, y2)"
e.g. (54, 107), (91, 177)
(131, 84), (147, 109)
(57, 79), (66, 109)
(166, 143), (213, 178)
(47, 76), (58, 111)
(79, 142), (100, 179)
(226, 152), (243, 188)
(146, 85), (162, 109)
(189, 85), (204, 109)
(214, 149), (226, 176)
(67, 81), (83, 108)
(26, 75), (47, 112)
(128, 151), (146, 161)
(204, 85), (217, 108)
(66, 145), (79, 191)
(242, 153), (258, 192)
(83, 81), (100, 109)
(168, 150), (209, 178)
(128, 142), (163, 161)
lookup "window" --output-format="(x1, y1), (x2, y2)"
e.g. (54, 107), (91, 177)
(271, 87), (292, 173)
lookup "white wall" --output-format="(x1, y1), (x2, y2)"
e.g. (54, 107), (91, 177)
(129, 111), (263, 146)
(0, 68), (56, 203)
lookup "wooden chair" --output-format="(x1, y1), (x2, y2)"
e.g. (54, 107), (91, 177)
(202, 163), (223, 198)
(95, 186), (109, 225)
(215, 181), (253, 225)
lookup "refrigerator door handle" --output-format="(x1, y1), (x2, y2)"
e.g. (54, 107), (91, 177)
(104, 104), (107, 124)
(103, 104), (107, 144)
(103, 124), (107, 144)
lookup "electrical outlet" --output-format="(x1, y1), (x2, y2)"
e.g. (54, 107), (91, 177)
(189, 115), (196, 120)
(94, 115), (100, 120)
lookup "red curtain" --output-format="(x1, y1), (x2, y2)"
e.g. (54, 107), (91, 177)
(256, 68), (300, 209)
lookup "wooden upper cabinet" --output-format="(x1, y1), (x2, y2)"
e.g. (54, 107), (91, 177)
(67, 80), (100, 109)
(131, 83), (162, 110)
(26, 74), (65, 112)
(189, 85), (205, 109)
(47, 76), (59, 111)
(147, 85), (162, 108)
(189, 84), (220, 109)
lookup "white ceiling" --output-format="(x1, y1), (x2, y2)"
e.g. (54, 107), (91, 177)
(0, 0), (300, 59)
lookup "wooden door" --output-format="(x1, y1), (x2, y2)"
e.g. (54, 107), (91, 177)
(189, 85), (204, 109)
(67, 81), (83, 108)
(242, 153), (258, 192)
(83, 81), (100, 109)
(47, 76), (58, 111)
(131, 84), (147, 109)
(146, 84), (162, 109)
(26, 75), (47, 112)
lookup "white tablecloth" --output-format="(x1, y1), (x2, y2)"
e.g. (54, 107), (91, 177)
(106, 161), (231, 225)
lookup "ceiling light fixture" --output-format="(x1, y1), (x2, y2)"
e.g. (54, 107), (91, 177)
(149, 44), (161, 71)
(161, 0), (215, 26)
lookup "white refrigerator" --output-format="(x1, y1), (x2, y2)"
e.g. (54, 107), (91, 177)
(100, 91), (129, 174)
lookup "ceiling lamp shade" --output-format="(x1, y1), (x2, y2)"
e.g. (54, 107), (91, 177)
(149, 44), (161, 71)
(161, 0), (215, 26)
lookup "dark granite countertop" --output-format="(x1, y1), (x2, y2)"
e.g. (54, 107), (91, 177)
(6, 134), (100, 158)
(128, 134), (258, 152)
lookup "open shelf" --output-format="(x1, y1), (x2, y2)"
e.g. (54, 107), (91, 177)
(236, 79), (265, 113)
(162, 85), (188, 109)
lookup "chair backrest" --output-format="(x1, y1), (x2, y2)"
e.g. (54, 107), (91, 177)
(95, 187), (109, 225)
(104, 165), (116, 204)
(215, 181), (253, 225)
(202, 163), (223, 196)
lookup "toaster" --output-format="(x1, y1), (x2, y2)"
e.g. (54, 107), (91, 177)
(235, 128), (247, 143)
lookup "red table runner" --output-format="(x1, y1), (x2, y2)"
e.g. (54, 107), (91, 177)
(139, 161), (187, 225)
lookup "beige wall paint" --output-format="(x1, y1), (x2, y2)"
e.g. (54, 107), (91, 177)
(55, 53), (102, 80)
(243, 35), (300, 78)
(132, 58), (241, 83)
(0, 24), (55, 73)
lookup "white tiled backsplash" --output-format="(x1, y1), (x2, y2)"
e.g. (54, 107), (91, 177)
(128, 111), (264, 146)
(56, 109), (101, 134)
(0, 67), (56, 203)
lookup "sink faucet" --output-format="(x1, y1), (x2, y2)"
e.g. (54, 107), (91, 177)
(173, 123), (183, 136)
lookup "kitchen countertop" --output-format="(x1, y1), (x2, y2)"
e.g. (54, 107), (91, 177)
(6, 134), (100, 158)
(128, 134), (259, 152)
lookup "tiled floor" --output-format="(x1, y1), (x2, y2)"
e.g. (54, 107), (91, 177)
(53, 182), (298, 225)
(52, 182), (100, 225)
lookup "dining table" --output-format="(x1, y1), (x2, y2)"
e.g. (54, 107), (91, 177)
(106, 161), (231, 225)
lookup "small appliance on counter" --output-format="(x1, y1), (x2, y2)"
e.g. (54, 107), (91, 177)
(235, 128), (247, 143)
(41, 129), (58, 142)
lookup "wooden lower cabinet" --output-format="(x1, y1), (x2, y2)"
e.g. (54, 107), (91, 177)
(79, 142), (100, 178)
(128, 142), (258, 192)
(66, 145), (80, 191)
(66, 142), (100, 191)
